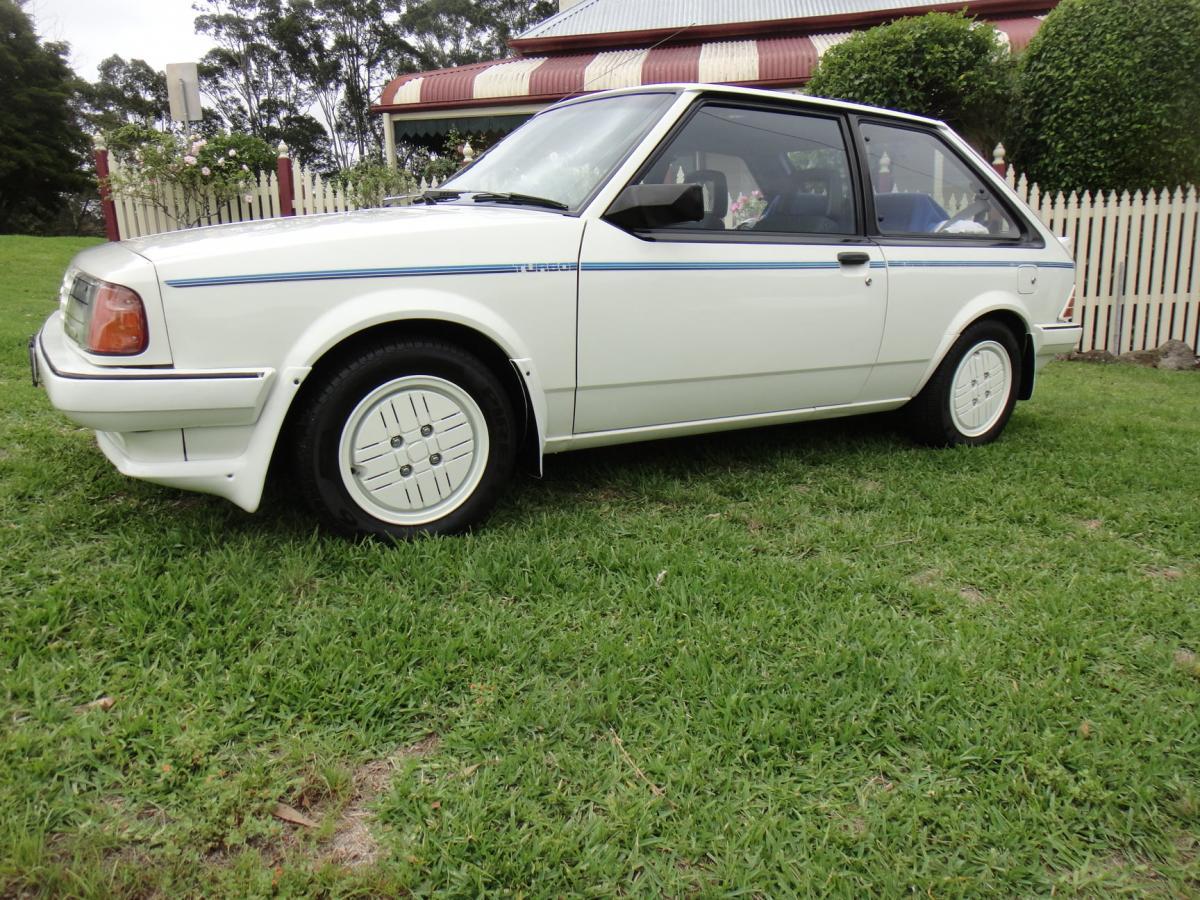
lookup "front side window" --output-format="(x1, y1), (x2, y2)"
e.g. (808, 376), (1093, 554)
(860, 122), (1021, 239)
(629, 103), (858, 236)
(438, 92), (674, 211)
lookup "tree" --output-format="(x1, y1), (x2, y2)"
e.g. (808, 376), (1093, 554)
(1012, 0), (1200, 193)
(0, 0), (90, 232)
(194, 0), (303, 135)
(80, 55), (171, 133)
(194, 0), (337, 167)
(274, 0), (411, 169)
(190, 0), (556, 171)
(806, 12), (1015, 152)
(399, 0), (556, 69)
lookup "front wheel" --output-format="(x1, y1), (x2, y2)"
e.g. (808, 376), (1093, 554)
(292, 339), (517, 538)
(904, 320), (1022, 446)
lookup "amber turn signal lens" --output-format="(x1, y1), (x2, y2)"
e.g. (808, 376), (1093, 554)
(88, 282), (148, 355)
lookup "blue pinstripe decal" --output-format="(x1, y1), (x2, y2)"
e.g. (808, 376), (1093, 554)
(165, 262), (579, 289)
(580, 261), (853, 272)
(166, 258), (1074, 289)
(885, 260), (1075, 270)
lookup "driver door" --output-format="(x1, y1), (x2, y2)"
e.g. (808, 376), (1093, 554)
(575, 101), (887, 434)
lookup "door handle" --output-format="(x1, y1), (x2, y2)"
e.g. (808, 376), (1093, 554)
(837, 251), (871, 266)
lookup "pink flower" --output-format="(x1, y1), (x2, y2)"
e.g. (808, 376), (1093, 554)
(228, 148), (237, 157)
(183, 155), (197, 165)
(200, 166), (211, 176)
(241, 164), (249, 172)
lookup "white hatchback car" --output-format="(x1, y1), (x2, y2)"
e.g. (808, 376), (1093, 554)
(33, 84), (1081, 537)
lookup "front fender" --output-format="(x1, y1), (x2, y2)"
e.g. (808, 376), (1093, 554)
(283, 285), (535, 371)
(278, 286), (550, 471)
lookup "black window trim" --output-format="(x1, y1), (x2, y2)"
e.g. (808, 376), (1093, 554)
(605, 94), (874, 246)
(849, 115), (1045, 250)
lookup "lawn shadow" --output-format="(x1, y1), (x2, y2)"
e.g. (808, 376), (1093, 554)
(92, 404), (1054, 540)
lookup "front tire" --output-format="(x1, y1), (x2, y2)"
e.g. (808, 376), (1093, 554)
(293, 339), (517, 538)
(904, 320), (1022, 446)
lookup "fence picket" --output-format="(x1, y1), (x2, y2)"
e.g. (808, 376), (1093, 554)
(1160, 187), (1186, 343)
(1182, 187), (1200, 349)
(1097, 190), (1122, 350)
(1076, 191), (1100, 350)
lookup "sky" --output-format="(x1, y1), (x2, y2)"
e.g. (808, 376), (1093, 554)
(27, 0), (213, 81)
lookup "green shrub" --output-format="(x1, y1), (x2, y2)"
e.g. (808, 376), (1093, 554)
(1013, 0), (1200, 193)
(806, 12), (1015, 151)
(331, 159), (417, 207)
(104, 126), (276, 227)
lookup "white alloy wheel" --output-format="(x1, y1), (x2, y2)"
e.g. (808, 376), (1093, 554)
(337, 375), (490, 526)
(949, 340), (1013, 438)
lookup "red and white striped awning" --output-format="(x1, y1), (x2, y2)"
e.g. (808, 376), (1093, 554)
(375, 17), (1044, 115)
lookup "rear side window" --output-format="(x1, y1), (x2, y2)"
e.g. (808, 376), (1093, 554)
(631, 104), (858, 236)
(860, 122), (1021, 240)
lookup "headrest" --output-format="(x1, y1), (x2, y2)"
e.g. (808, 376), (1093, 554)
(684, 169), (729, 219)
(873, 193), (949, 234)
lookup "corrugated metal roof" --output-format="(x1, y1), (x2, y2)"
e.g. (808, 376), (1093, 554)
(519, 0), (966, 40)
(375, 16), (1044, 112)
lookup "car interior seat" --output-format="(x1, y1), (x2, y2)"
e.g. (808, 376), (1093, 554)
(678, 169), (729, 230)
(873, 193), (950, 233)
(754, 191), (841, 234)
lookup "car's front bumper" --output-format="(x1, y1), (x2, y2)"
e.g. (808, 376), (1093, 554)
(32, 310), (298, 512)
(33, 311), (275, 431)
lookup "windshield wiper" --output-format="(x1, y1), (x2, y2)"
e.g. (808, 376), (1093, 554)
(418, 189), (463, 203)
(469, 191), (569, 211)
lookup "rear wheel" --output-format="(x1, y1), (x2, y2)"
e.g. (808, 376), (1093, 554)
(293, 339), (517, 538)
(904, 320), (1022, 446)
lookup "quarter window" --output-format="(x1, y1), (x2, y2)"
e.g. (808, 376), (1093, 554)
(860, 122), (1021, 239)
(631, 104), (858, 236)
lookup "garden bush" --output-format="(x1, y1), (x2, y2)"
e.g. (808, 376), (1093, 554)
(806, 12), (1015, 152)
(1013, 0), (1200, 193)
(104, 126), (276, 227)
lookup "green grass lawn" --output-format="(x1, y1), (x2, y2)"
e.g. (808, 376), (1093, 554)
(1, 235), (1197, 897)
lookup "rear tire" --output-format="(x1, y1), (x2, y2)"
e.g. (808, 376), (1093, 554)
(904, 320), (1022, 447)
(292, 339), (517, 539)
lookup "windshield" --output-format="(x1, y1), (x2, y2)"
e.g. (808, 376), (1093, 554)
(439, 92), (676, 211)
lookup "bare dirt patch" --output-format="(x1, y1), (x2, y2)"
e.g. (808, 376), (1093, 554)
(909, 568), (942, 588)
(324, 733), (440, 868)
(1145, 566), (1185, 581)
(958, 586), (990, 605)
(1173, 649), (1200, 679)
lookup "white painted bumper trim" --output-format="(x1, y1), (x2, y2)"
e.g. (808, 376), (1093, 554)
(36, 312), (275, 430)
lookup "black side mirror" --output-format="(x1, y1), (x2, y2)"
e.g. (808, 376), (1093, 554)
(604, 183), (705, 231)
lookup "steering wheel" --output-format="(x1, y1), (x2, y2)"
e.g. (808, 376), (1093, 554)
(934, 197), (991, 233)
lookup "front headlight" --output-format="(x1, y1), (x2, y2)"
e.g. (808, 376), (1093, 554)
(63, 273), (149, 355)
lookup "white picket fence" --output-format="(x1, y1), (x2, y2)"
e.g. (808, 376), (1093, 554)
(103, 155), (1199, 354)
(107, 152), (441, 240)
(1005, 170), (1200, 354)
(110, 166), (288, 239)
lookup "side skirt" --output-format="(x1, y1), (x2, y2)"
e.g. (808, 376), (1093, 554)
(544, 397), (910, 454)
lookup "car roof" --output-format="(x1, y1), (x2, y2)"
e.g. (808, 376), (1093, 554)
(549, 83), (946, 129)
